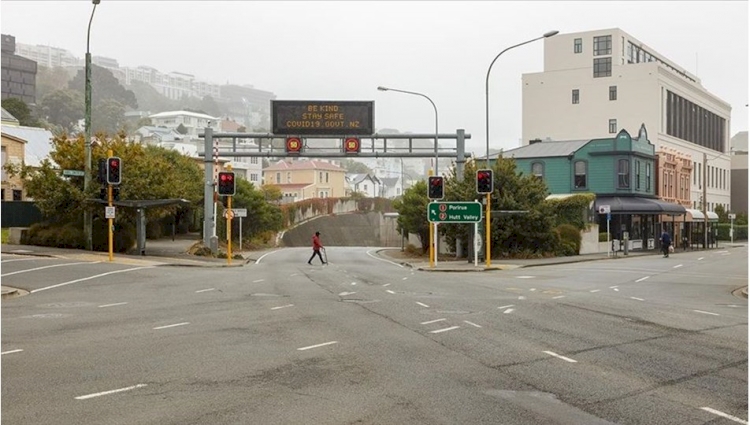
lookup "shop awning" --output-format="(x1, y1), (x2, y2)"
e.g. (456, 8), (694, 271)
(595, 196), (686, 215)
(683, 209), (719, 221)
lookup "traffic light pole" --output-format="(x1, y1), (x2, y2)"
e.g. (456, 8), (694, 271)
(428, 170), (434, 268)
(227, 195), (232, 266)
(485, 193), (491, 267)
(107, 149), (114, 262)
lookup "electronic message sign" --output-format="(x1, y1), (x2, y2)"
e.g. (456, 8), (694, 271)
(272, 100), (374, 136)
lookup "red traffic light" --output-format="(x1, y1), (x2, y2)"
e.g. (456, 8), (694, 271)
(217, 171), (236, 196)
(476, 169), (493, 194)
(428, 176), (444, 200)
(106, 156), (122, 185)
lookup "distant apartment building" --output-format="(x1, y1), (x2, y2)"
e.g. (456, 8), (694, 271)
(148, 110), (220, 139)
(522, 28), (732, 215)
(730, 131), (748, 214)
(1, 34), (37, 105)
(14, 41), (80, 69)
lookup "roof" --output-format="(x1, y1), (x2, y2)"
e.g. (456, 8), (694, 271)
(502, 140), (591, 159)
(148, 110), (219, 120)
(270, 183), (313, 190)
(595, 196), (685, 215)
(347, 173), (379, 185)
(1, 108), (19, 125)
(264, 160), (344, 172)
(1, 125), (55, 167)
(380, 177), (400, 186)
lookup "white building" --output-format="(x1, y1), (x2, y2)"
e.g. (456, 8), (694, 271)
(148, 110), (220, 139)
(346, 173), (382, 197)
(522, 28), (732, 213)
(14, 42), (80, 68)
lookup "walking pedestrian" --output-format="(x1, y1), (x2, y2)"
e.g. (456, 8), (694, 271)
(660, 229), (672, 258)
(308, 231), (326, 265)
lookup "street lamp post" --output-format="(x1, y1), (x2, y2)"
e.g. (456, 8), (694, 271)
(483, 30), (558, 267)
(84, 0), (101, 251)
(377, 86), (439, 267)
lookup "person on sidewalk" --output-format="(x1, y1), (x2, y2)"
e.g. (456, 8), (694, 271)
(660, 229), (672, 258)
(308, 231), (326, 265)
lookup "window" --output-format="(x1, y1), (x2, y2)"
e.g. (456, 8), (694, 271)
(609, 85), (617, 101)
(617, 159), (630, 188)
(646, 163), (651, 191)
(593, 35), (612, 56)
(593, 57), (612, 77)
(286, 172), (291, 183)
(326, 172), (329, 183)
(363, 184), (368, 192)
(574, 38), (582, 53)
(531, 162), (544, 179)
(319, 172), (323, 182)
(12, 189), (22, 201)
(574, 161), (587, 189)
(572, 89), (580, 104)
(609, 119), (617, 134)
(636, 161), (641, 190)
(250, 173), (259, 182)
(1, 146), (6, 182)
(250, 157), (259, 164)
(276, 172), (281, 184)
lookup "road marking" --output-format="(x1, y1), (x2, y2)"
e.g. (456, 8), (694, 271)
(529, 288), (537, 291)
(630, 297), (645, 301)
(297, 341), (338, 351)
(1, 349), (23, 355)
(416, 302), (430, 308)
(698, 257), (705, 261)
(386, 290), (395, 294)
(693, 310), (720, 316)
(503, 308), (515, 314)
(402, 277), (408, 280)
(518, 296), (526, 300)
(516, 276), (535, 279)
(271, 304), (294, 310)
(338, 291), (357, 296)
(700, 407), (748, 424)
(498, 305), (515, 309)
(351, 282), (357, 285)
(153, 322), (190, 330)
(289, 273), (299, 277)
(195, 288), (215, 293)
(590, 289), (601, 293)
(365, 250), (404, 267)
(635, 276), (650, 282)
(255, 250), (282, 264)
(31, 267), (153, 293)
(673, 264), (683, 269)
(75, 384), (147, 400)
(383, 283), (391, 287)
(2, 261), (97, 277)
(463, 320), (482, 328)
(553, 295), (566, 299)
(722, 252), (731, 256)
(430, 326), (460, 334)
(610, 286), (618, 288)
(98, 302), (128, 308)
(421, 318), (446, 325)
(717, 250), (729, 254)
(1, 258), (45, 263)
(543, 351), (577, 363)
(253, 279), (265, 283)
(612, 288), (620, 292)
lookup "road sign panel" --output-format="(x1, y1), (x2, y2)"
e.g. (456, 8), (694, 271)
(598, 205), (611, 214)
(224, 209), (235, 219)
(105, 206), (115, 219)
(233, 208), (247, 218)
(63, 169), (85, 177)
(428, 202), (481, 223)
(271, 100), (374, 136)
(728, 213), (736, 220)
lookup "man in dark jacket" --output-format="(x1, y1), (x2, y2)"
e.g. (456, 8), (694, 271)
(660, 230), (672, 258)
(308, 231), (326, 265)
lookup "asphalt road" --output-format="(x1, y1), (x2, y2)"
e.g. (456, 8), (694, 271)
(1, 247), (747, 425)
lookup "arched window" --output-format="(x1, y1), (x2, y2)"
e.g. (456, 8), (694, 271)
(531, 162), (544, 179)
(618, 159), (630, 188)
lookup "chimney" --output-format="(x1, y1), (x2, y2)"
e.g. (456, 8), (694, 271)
(529, 138), (542, 144)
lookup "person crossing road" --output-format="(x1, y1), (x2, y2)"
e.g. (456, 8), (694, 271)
(307, 231), (326, 265)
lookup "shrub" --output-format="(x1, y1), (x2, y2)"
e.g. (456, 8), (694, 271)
(555, 224), (581, 254)
(716, 223), (748, 241)
(55, 223), (84, 248)
(559, 240), (578, 256)
(599, 232), (609, 242)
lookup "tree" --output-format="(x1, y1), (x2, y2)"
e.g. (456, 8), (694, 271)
(223, 179), (283, 244)
(199, 96), (221, 117)
(261, 184), (282, 202)
(2, 97), (41, 127)
(39, 89), (84, 132)
(92, 99), (126, 134)
(127, 80), (176, 114)
(340, 158), (373, 174)
(68, 64), (138, 110)
(36, 66), (72, 102)
(392, 180), (430, 252)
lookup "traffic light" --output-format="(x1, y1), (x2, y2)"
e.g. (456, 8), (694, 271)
(106, 157), (122, 185)
(476, 169), (493, 194)
(217, 171), (235, 196)
(97, 158), (107, 184)
(428, 176), (444, 200)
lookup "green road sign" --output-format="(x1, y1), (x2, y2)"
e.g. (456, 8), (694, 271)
(428, 201), (482, 223)
(62, 169), (85, 177)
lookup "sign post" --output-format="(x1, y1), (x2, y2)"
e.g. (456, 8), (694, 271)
(599, 205), (611, 257)
(729, 213), (736, 244)
(233, 208), (248, 251)
(428, 201), (482, 267)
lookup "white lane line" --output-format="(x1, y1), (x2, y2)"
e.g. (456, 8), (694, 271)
(382, 283), (391, 287)
(529, 288), (537, 292)
(365, 250), (404, 268)
(673, 264), (683, 269)
(351, 282), (357, 285)
(153, 322), (190, 330)
(635, 276), (650, 283)
(590, 289), (601, 293)
(609, 286), (619, 288)
(612, 288), (620, 292)
(516, 276), (535, 279)
(503, 308), (515, 314)
(1, 349), (23, 355)
(31, 267), (152, 293)
(75, 384), (147, 400)
(717, 250), (729, 254)
(698, 257), (705, 261)
(98, 302), (128, 308)
(289, 273), (299, 277)
(630, 297), (645, 301)
(2, 261), (98, 277)
(464, 320), (482, 328)
(416, 302), (430, 308)
(421, 318), (446, 325)
(195, 288), (215, 293)
(543, 351), (577, 363)
(553, 295), (566, 299)
(430, 326), (460, 334)
(722, 252), (731, 256)
(271, 304), (294, 310)
(518, 296), (526, 300)
(255, 250), (282, 264)
(700, 407), (747, 424)
(498, 304), (515, 309)
(297, 341), (338, 351)
(402, 277), (408, 280)
(338, 291), (357, 296)
(253, 279), (265, 283)
(1, 258), (45, 263)
(386, 290), (396, 294)
(693, 310), (720, 316)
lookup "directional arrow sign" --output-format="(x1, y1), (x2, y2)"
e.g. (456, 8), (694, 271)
(428, 202), (481, 223)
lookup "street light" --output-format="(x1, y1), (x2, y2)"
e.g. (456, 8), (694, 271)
(84, 0), (101, 251)
(484, 30), (558, 167)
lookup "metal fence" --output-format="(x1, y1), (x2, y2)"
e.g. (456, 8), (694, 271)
(1, 201), (43, 228)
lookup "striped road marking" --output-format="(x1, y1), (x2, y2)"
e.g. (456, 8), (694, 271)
(463, 320), (482, 328)
(75, 384), (147, 400)
(543, 351), (577, 363)
(271, 304), (294, 310)
(153, 322), (189, 330)
(421, 318), (446, 325)
(430, 326), (460, 334)
(416, 302), (430, 308)
(700, 407), (747, 424)
(195, 288), (215, 293)
(1, 349), (23, 355)
(98, 302), (128, 308)
(498, 305), (514, 310)
(635, 276), (650, 282)
(693, 310), (720, 316)
(297, 341), (338, 351)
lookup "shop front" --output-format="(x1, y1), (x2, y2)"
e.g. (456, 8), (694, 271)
(594, 196), (686, 252)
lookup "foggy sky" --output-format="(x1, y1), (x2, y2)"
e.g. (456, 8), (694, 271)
(1, 1), (747, 156)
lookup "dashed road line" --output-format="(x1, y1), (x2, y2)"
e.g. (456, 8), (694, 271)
(421, 318), (446, 325)
(98, 302), (127, 308)
(402, 277), (408, 280)
(693, 310), (720, 316)
(700, 407), (747, 424)
(503, 308), (515, 314)
(673, 264), (683, 269)
(590, 289), (601, 293)
(518, 296), (526, 300)
(386, 290), (396, 294)
(529, 288), (537, 292)
(463, 320), (482, 328)
(698, 257), (705, 261)
(297, 341), (338, 351)
(416, 302), (430, 308)
(253, 279), (265, 283)
(338, 291), (357, 296)
(635, 276), (650, 283)
(498, 305), (514, 309)
(383, 283), (391, 287)
(75, 384), (147, 400)
(430, 326), (460, 334)
(552, 295), (566, 299)
(543, 351), (577, 363)
(630, 297), (645, 301)
(1, 349), (23, 355)
(153, 322), (190, 330)
(195, 288), (215, 293)
(271, 304), (294, 310)
(516, 276), (535, 279)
